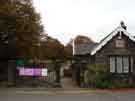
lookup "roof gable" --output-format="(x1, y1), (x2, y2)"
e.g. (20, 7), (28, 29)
(91, 26), (135, 55)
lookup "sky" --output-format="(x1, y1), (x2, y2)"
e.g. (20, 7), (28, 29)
(33, 0), (135, 45)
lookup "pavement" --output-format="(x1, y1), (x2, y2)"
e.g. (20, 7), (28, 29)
(0, 88), (135, 101)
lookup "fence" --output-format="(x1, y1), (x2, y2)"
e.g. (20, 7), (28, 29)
(16, 62), (59, 87)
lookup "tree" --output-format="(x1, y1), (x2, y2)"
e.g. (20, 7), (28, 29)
(64, 39), (73, 59)
(74, 35), (94, 45)
(39, 36), (64, 60)
(0, 0), (43, 59)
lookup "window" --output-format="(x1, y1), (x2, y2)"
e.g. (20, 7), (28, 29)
(109, 56), (133, 73)
(110, 57), (115, 73)
(116, 57), (122, 73)
(123, 57), (129, 73)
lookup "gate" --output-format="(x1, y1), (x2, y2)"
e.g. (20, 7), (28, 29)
(15, 59), (61, 87)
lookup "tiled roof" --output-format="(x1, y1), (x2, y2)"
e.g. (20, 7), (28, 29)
(74, 42), (98, 55)
(91, 26), (135, 55)
(74, 23), (135, 56)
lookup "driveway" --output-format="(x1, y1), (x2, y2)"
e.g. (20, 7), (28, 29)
(61, 77), (78, 88)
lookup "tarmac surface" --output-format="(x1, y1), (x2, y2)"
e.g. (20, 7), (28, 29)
(0, 88), (135, 101)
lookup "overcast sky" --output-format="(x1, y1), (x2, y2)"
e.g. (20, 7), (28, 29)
(33, 0), (135, 45)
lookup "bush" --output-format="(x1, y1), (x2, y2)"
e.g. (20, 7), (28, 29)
(108, 81), (135, 88)
(85, 64), (135, 88)
(86, 64), (110, 88)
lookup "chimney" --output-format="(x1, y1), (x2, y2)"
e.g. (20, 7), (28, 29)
(120, 21), (127, 30)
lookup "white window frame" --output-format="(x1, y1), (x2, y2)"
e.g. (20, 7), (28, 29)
(116, 56), (123, 73)
(109, 56), (132, 73)
(110, 57), (115, 73)
(123, 57), (129, 73)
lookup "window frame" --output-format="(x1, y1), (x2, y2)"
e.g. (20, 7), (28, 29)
(109, 56), (133, 73)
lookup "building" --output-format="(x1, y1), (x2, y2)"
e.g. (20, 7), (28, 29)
(73, 22), (135, 86)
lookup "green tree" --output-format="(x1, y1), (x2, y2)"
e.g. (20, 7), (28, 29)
(0, 0), (43, 59)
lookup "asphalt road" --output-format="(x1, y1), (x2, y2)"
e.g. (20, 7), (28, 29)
(0, 88), (135, 101)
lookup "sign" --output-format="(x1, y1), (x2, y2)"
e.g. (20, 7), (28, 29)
(16, 59), (25, 67)
(19, 68), (34, 76)
(42, 69), (48, 76)
(34, 69), (42, 76)
(19, 68), (47, 76)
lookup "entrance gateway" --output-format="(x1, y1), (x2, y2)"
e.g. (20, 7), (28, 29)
(60, 61), (78, 88)
(7, 22), (135, 87)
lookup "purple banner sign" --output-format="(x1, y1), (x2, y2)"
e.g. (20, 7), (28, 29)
(19, 68), (34, 76)
(34, 69), (42, 76)
(19, 68), (45, 76)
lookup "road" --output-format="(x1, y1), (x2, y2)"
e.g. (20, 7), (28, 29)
(0, 88), (135, 101)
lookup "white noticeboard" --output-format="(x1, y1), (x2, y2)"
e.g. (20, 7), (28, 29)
(42, 69), (48, 76)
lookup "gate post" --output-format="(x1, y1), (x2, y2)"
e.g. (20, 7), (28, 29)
(54, 62), (62, 87)
(8, 60), (16, 87)
(55, 63), (61, 83)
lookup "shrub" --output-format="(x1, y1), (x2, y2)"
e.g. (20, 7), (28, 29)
(86, 64), (110, 88)
(85, 64), (135, 88)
